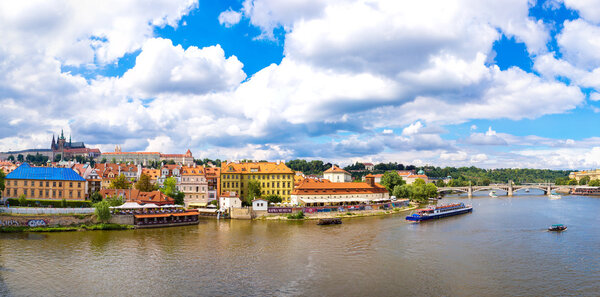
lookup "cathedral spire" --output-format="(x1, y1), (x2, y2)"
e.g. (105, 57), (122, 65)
(60, 129), (64, 140)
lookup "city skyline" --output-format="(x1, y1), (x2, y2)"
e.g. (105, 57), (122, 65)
(1, 0), (600, 169)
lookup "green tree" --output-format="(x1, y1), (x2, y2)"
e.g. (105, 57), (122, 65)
(53, 154), (62, 162)
(380, 171), (405, 194)
(61, 199), (67, 208)
(101, 158), (107, 163)
(392, 184), (410, 198)
(18, 194), (27, 206)
(435, 179), (446, 187)
(7, 155), (14, 161)
(134, 173), (154, 192)
(589, 179), (600, 187)
(17, 154), (24, 162)
(264, 194), (282, 204)
(160, 177), (185, 205)
(109, 174), (131, 189)
(90, 191), (102, 203)
(0, 169), (5, 195)
(245, 179), (262, 206)
(106, 195), (124, 207)
(481, 178), (491, 186)
(94, 201), (111, 223)
(567, 178), (578, 185)
(579, 176), (591, 185)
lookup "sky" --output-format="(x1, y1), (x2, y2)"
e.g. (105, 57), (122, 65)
(1, 0), (600, 169)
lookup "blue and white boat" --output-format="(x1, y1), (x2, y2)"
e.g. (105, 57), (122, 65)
(405, 203), (473, 222)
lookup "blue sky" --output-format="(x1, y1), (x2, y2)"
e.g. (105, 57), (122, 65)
(1, 0), (600, 169)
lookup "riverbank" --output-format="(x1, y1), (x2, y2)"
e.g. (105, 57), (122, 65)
(259, 203), (419, 221)
(0, 223), (133, 233)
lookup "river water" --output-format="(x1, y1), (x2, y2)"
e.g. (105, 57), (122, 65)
(1, 192), (599, 296)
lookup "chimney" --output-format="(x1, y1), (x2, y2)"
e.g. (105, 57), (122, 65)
(365, 175), (375, 187)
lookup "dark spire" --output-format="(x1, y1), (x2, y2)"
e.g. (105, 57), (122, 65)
(69, 134), (72, 144)
(51, 134), (56, 150)
(61, 129), (64, 140)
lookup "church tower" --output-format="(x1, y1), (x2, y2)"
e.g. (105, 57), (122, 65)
(51, 134), (56, 150)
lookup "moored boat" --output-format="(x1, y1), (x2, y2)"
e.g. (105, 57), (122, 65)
(549, 192), (561, 199)
(405, 203), (472, 222)
(548, 224), (567, 231)
(489, 191), (498, 198)
(317, 218), (342, 225)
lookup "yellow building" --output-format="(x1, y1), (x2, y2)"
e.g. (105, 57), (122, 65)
(220, 161), (295, 203)
(569, 170), (600, 181)
(2, 163), (86, 200)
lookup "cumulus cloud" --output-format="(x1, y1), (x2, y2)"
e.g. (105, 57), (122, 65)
(218, 8), (242, 27)
(465, 127), (508, 145)
(117, 38), (246, 96)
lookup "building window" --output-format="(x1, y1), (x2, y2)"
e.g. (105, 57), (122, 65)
(69, 190), (73, 198)
(45, 190), (49, 197)
(39, 190), (43, 197)
(53, 190), (56, 197)
(78, 183), (81, 188)
(14, 189), (17, 196)
(70, 182), (73, 187)
(23, 189), (27, 196)
(59, 182), (62, 187)
(78, 191), (81, 198)
(24, 180), (27, 186)
(39, 181), (43, 187)
(58, 190), (62, 198)
(53, 181), (56, 187)
(46, 181), (49, 187)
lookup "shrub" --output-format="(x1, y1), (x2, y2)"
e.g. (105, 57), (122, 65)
(7, 198), (92, 208)
(287, 211), (305, 220)
(61, 199), (67, 208)
(18, 194), (28, 207)
(94, 201), (111, 223)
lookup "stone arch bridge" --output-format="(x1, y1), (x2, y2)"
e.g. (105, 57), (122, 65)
(437, 183), (574, 198)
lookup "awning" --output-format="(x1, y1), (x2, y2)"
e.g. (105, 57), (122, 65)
(173, 212), (200, 216)
(111, 202), (143, 209)
(134, 214), (171, 218)
(188, 202), (207, 207)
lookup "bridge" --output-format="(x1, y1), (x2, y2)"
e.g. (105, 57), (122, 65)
(437, 182), (575, 198)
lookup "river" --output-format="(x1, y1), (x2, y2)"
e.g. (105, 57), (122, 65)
(1, 192), (599, 296)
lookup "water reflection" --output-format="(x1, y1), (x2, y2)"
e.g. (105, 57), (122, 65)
(1, 195), (600, 296)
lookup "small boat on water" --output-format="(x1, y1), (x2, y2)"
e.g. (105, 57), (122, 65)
(549, 192), (561, 199)
(405, 203), (472, 222)
(317, 218), (342, 225)
(489, 191), (498, 198)
(525, 189), (530, 193)
(548, 224), (567, 231)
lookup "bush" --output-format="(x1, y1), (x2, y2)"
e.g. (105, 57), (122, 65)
(6, 198), (92, 208)
(287, 211), (305, 220)
(94, 201), (111, 223)
(18, 194), (28, 207)
(61, 199), (67, 208)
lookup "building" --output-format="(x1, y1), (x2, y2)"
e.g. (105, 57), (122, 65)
(252, 199), (268, 211)
(99, 189), (174, 205)
(71, 163), (102, 195)
(101, 146), (194, 166)
(2, 163), (86, 200)
(94, 163), (141, 189)
(291, 175), (389, 206)
(180, 165), (208, 208)
(204, 166), (220, 201)
(0, 131), (101, 161)
(141, 168), (161, 184)
(363, 163), (374, 171)
(569, 170), (600, 181)
(0, 161), (18, 175)
(219, 192), (242, 209)
(363, 171), (429, 184)
(323, 165), (352, 183)
(160, 164), (181, 185)
(220, 161), (295, 203)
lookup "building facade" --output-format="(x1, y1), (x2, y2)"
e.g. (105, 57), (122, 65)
(180, 165), (208, 207)
(204, 166), (220, 201)
(220, 161), (295, 203)
(101, 147), (193, 166)
(291, 175), (389, 206)
(569, 170), (600, 181)
(2, 163), (86, 200)
(323, 165), (352, 182)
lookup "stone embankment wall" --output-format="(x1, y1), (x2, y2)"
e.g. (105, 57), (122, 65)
(0, 214), (95, 227)
(109, 215), (134, 225)
(229, 208), (253, 219)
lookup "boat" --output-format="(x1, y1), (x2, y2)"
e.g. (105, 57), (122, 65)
(405, 203), (472, 222)
(525, 188), (530, 193)
(549, 192), (561, 199)
(317, 218), (342, 225)
(489, 191), (498, 198)
(548, 224), (567, 231)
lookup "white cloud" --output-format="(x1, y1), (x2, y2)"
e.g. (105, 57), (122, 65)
(440, 151), (468, 161)
(557, 19), (600, 69)
(117, 38), (246, 96)
(470, 153), (488, 163)
(218, 8), (242, 28)
(591, 93), (600, 101)
(564, 0), (600, 23)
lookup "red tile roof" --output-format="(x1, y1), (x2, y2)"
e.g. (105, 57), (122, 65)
(324, 165), (350, 174)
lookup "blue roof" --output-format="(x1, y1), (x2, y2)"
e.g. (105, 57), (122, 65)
(6, 163), (85, 181)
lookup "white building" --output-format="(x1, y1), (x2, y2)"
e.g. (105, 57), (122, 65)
(252, 199), (268, 211)
(291, 175), (390, 206)
(219, 192), (242, 209)
(323, 165), (352, 183)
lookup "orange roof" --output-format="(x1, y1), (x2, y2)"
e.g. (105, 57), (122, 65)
(204, 167), (220, 177)
(180, 165), (205, 175)
(292, 179), (387, 195)
(141, 168), (160, 179)
(221, 161), (294, 174)
(324, 165), (349, 174)
(220, 191), (238, 198)
(99, 189), (174, 205)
